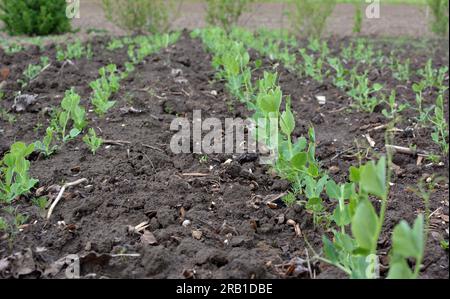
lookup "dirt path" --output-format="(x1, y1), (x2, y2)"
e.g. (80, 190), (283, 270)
(72, 1), (434, 37)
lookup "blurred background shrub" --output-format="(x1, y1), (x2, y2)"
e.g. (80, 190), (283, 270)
(102, 0), (172, 34)
(0, 0), (71, 36)
(427, 0), (449, 36)
(205, 0), (254, 32)
(288, 0), (336, 38)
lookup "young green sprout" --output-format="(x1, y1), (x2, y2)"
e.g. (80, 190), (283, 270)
(56, 41), (92, 62)
(381, 90), (409, 120)
(347, 70), (383, 112)
(52, 88), (87, 142)
(282, 192), (296, 207)
(429, 93), (449, 156)
(34, 127), (58, 157)
(391, 58), (411, 82)
(18, 56), (50, 88)
(441, 240), (449, 251)
(0, 207), (28, 247)
(0, 142), (38, 203)
(299, 49), (327, 83)
(90, 64), (120, 116)
(83, 128), (103, 155)
(327, 57), (348, 89)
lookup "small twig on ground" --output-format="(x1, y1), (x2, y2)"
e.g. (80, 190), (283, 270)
(429, 207), (443, 219)
(29, 63), (51, 85)
(327, 106), (347, 114)
(182, 173), (210, 177)
(367, 123), (388, 132)
(304, 248), (314, 279)
(265, 192), (287, 205)
(141, 143), (164, 152)
(149, 114), (160, 121)
(103, 139), (131, 146)
(385, 144), (429, 156)
(47, 178), (88, 220)
(58, 59), (76, 78)
(141, 151), (156, 173)
(110, 253), (141, 258)
(328, 147), (355, 162)
(364, 134), (376, 148)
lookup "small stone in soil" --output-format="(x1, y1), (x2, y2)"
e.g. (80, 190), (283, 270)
(192, 230), (202, 240)
(277, 214), (285, 224)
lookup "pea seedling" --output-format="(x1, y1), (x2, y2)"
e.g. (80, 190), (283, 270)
(107, 38), (125, 51)
(34, 127), (58, 157)
(391, 58), (411, 82)
(4, 43), (23, 54)
(304, 175), (329, 228)
(441, 240), (449, 250)
(0, 142), (38, 203)
(347, 70), (383, 112)
(282, 192), (297, 207)
(18, 56), (50, 88)
(327, 57), (349, 89)
(299, 49), (327, 83)
(429, 94), (449, 156)
(56, 41), (92, 62)
(90, 64), (120, 116)
(418, 59), (448, 89)
(52, 88), (87, 142)
(0, 206), (28, 247)
(381, 90), (409, 120)
(82, 128), (103, 155)
(0, 91), (14, 123)
(321, 157), (426, 279)
(352, 39), (374, 65)
(412, 82), (433, 126)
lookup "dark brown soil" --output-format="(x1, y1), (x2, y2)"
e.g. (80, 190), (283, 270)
(0, 32), (448, 279)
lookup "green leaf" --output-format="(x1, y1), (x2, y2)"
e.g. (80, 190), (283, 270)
(392, 215), (424, 259)
(322, 236), (339, 263)
(69, 128), (81, 138)
(412, 83), (422, 93)
(307, 163), (319, 178)
(349, 166), (361, 183)
(308, 127), (316, 143)
(291, 152), (307, 169)
(326, 180), (340, 200)
(333, 205), (351, 226)
(343, 183), (355, 199)
(257, 94), (276, 114)
(334, 231), (356, 253)
(350, 255), (373, 279)
(387, 259), (414, 279)
(372, 83), (383, 92)
(316, 175), (329, 195)
(351, 199), (379, 251)
(280, 103), (295, 136)
(360, 157), (386, 199)
(292, 137), (307, 153)
(352, 247), (371, 256)
(306, 197), (323, 213)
